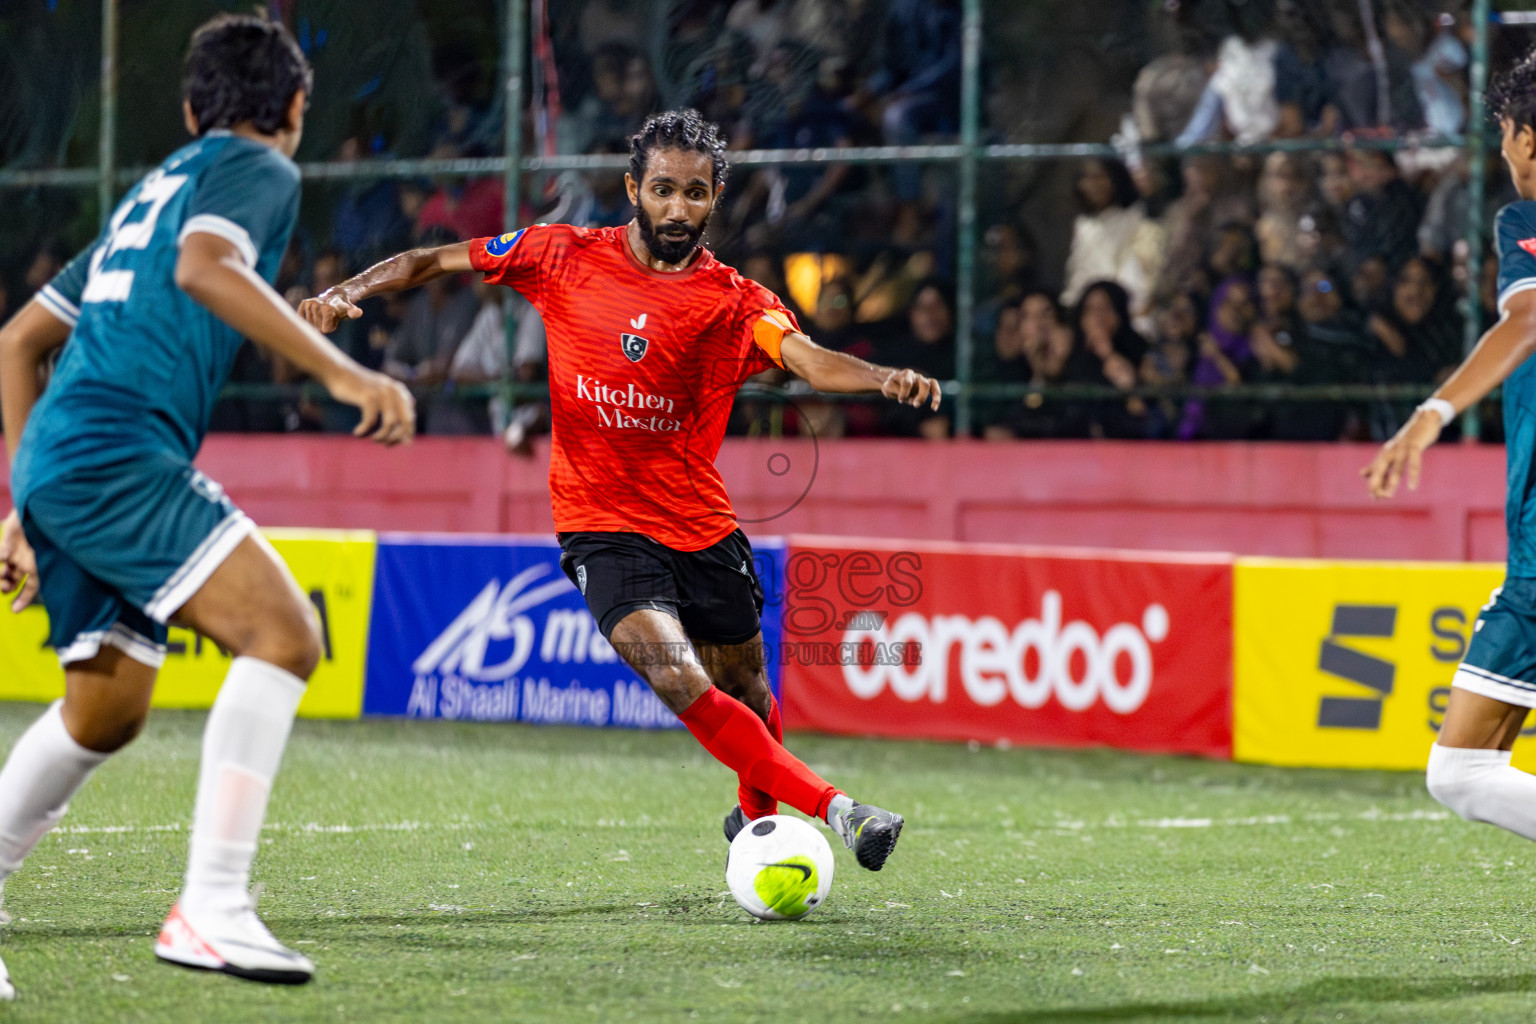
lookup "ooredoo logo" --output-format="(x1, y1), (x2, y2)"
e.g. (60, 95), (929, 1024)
(840, 591), (1170, 715)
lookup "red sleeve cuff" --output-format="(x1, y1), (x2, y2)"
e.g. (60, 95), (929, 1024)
(467, 237), (491, 272)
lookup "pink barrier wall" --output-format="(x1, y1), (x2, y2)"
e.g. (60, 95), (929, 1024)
(0, 437), (1511, 561)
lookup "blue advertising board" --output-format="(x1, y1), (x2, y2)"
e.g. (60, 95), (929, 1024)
(363, 533), (784, 727)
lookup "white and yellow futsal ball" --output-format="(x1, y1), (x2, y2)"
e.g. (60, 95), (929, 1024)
(725, 815), (835, 921)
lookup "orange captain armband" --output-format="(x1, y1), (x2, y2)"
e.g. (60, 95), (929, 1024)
(751, 308), (796, 368)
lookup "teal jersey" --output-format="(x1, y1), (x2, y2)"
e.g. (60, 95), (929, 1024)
(1495, 201), (1536, 575)
(12, 131), (298, 509)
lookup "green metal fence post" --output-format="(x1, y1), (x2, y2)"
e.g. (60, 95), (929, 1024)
(954, 0), (982, 437)
(1463, 0), (1491, 441)
(98, 0), (117, 227)
(501, 0), (527, 412)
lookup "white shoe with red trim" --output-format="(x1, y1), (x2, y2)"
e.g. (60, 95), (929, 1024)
(154, 897), (313, 985)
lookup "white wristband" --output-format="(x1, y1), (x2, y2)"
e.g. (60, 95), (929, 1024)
(1418, 397), (1456, 428)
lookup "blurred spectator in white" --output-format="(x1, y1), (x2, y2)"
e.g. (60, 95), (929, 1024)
(1384, 5), (1468, 140)
(1061, 158), (1164, 323)
(1176, 30), (1280, 145)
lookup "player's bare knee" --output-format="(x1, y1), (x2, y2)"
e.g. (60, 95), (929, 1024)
(65, 707), (148, 755)
(247, 601), (322, 680)
(643, 661), (710, 714)
(726, 668), (773, 720)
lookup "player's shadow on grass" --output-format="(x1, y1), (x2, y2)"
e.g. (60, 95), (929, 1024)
(960, 973), (1536, 1022)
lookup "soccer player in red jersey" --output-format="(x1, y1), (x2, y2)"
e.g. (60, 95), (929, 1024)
(302, 110), (940, 871)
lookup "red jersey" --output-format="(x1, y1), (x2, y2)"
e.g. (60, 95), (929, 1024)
(469, 224), (799, 551)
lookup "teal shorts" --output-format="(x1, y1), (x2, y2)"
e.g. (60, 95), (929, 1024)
(1453, 577), (1536, 709)
(20, 452), (253, 668)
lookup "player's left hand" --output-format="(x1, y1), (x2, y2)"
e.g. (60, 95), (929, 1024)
(1361, 407), (1445, 499)
(882, 369), (942, 411)
(0, 510), (39, 613)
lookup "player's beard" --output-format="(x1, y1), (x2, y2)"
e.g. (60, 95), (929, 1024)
(636, 203), (708, 265)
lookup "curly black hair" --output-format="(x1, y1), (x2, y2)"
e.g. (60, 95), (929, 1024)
(182, 13), (312, 136)
(1489, 45), (1536, 134)
(628, 109), (730, 192)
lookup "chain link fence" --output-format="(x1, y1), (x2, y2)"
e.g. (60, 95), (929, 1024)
(0, 0), (1520, 442)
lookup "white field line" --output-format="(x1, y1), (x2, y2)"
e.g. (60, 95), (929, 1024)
(1045, 808), (1451, 831)
(55, 808), (1453, 838)
(56, 821), (488, 837)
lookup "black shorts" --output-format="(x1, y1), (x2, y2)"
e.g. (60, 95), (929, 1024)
(556, 529), (765, 645)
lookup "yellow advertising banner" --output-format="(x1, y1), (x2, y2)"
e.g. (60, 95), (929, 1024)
(1233, 557), (1526, 771)
(0, 529), (375, 719)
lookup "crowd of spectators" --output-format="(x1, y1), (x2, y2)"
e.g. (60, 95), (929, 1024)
(0, 0), (1512, 444)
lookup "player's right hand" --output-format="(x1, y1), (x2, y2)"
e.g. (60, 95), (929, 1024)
(1361, 407), (1444, 499)
(882, 368), (943, 411)
(329, 368), (416, 446)
(299, 290), (363, 335)
(0, 510), (39, 613)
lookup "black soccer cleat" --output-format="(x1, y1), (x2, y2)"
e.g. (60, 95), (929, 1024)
(832, 803), (904, 871)
(723, 805), (748, 844)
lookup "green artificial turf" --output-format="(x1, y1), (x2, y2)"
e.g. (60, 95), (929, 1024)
(1, 703), (1534, 1023)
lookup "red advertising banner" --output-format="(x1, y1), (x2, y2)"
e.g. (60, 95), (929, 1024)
(779, 537), (1234, 757)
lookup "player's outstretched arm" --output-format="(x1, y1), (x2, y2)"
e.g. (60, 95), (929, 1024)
(779, 332), (942, 411)
(0, 299), (73, 466)
(1363, 289), (1536, 498)
(0, 299), (69, 613)
(298, 242), (474, 333)
(176, 232), (416, 445)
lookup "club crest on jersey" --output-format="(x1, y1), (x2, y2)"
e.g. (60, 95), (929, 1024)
(485, 229), (525, 258)
(621, 332), (650, 362)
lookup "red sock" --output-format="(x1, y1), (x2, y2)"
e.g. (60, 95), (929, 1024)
(737, 696), (784, 820)
(679, 687), (836, 820)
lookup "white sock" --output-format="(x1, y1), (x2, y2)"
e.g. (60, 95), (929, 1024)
(182, 657), (306, 916)
(825, 794), (855, 826)
(1426, 743), (1536, 840)
(0, 700), (110, 877)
